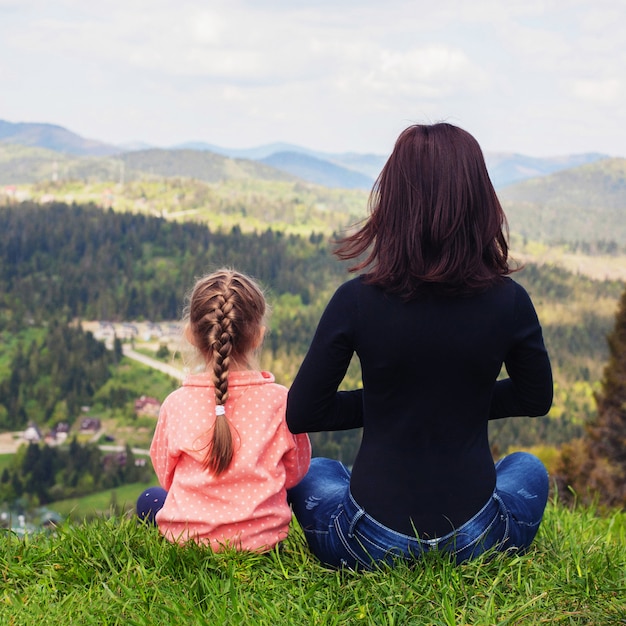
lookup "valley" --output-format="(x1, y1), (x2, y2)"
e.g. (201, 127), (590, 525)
(0, 136), (625, 521)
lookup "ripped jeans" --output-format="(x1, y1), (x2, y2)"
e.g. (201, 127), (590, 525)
(287, 452), (549, 569)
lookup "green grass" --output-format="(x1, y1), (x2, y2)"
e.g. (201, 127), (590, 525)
(50, 481), (155, 521)
(0, 453), (13, 472)
(1, 502), (624, 625)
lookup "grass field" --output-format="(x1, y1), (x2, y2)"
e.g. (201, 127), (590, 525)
(50, 480), (155, 521)
(1, 500), (624, 625)
(0, 453), (13, 472)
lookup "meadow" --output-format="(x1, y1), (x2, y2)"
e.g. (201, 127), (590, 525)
(1, 158), (625, 624)
(1, 500), (624, 625)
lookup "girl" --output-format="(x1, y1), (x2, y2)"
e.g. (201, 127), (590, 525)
(286, 123), (553, 569)
(137, 269), (311, 552)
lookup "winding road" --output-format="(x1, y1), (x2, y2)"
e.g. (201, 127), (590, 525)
(121, 345), (185, 381)
(0, 347), (183, 454)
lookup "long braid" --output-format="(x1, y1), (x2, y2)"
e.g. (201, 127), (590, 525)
(186, 269), (266, 476)
(205, 289), (235, 474)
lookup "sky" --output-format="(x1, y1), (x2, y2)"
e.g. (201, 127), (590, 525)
(1, 0), (625, 158)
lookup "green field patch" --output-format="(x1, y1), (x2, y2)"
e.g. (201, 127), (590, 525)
(51, 478), (156, 521)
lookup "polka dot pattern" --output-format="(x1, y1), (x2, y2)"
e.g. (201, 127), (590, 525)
(150, 369), (311, 552)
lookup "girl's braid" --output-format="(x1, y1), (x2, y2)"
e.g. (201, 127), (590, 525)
(187, 269), (266, 475)
(209, 290), (234, 407)
(205, 286), (236, 474)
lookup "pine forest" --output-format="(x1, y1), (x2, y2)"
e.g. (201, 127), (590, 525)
(1, 161), (625, 514)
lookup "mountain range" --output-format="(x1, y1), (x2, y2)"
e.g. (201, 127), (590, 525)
(499, 157), (626, 247)
(0, 119), (611, 189)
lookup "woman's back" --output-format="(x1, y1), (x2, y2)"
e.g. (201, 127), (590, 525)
(285, 123), (552, 569)
(287, 276), (552, 537)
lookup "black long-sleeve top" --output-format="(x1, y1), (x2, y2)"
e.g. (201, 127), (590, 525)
(286, 276), (553, 538)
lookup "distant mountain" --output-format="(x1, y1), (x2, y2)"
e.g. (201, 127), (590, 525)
(179, 140), (609, 190)
(260, 152), (374, 189)
(499, 157), (626, 245)
(0, 144), (299, 186)
(177, 142), (380, 189)
(173, 141), (314, 160)
(118, 149), (299, 183)
(486, 152), (608, 188)
(324, 153), (387, 180)
(117, 141), (154, 152)
(0, 120), (120, 157)
(176, 142), (386, 182)
(0, 118), (617, 193)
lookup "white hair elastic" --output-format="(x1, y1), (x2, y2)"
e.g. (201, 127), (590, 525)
(215, 405), (226, 416)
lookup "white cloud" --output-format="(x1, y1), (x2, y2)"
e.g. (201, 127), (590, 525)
(1, 0), (625, 155)
(570, 79), (623, 105)
(361, 46), (488, 99)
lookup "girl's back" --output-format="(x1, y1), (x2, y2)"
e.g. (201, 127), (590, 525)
(141, 269), (311, 551)
(152, 369), (310, 551)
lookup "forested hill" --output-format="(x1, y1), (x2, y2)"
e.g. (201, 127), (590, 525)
(0, 144), (299, 186)
(2, 201), (621, 325)
(499, 157), (626, 248)
(0, 201), (624, 454)
(4, 149), (626, 256)
(119, 149), (300, 184)
(0, 202), (342, 326)
(0, 120), (118, 156)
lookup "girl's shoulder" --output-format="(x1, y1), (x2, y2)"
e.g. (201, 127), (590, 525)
(256, 374), (289, 399)
(230, 371), (289, 398)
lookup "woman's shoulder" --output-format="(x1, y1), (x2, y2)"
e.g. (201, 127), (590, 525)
(322, 276), (375, 316)
(502, 276), (534, 301)
(485, 277), (540, 320)
(332, 275), (375, 299)
(487, 276), (530, 299)
(335, 275), (365, 290)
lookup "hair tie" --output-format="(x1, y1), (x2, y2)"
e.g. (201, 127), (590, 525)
(215, 405), (226, 416)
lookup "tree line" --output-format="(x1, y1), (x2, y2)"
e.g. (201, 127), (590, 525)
(0, 321), (122, 430)
(0, 201), (624, 460)
(554, 286), (626, 509)
(0, 439), (148, 506)
(0, 201), (344, 327)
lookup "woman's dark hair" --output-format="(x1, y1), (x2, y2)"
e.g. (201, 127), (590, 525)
(334, 123), (512, 297)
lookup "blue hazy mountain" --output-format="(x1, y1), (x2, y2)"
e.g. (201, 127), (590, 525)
(0, 120), (120, 156)
(0, 118), (612, 189)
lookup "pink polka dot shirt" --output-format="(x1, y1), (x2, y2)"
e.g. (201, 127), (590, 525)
(150, 369), (311, 552)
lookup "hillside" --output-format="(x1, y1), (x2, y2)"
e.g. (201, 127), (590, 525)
(5, 177), (367, 238)
(2, 505), (624, 624)
(0, 120), (118, 156)
(261, 151), (374, 189)
(0, 144), (75, 185)
(6, 154), (626, 253)
(500, 157), (626, 247)
(1, 201), (624, 458)
(119, 149), (300, 184)
(0, 144), (301, 187)
(485, 152), (607, 188)
(0, 118), (613, 190)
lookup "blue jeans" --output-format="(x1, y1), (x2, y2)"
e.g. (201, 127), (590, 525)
(287, 452), (549, 569)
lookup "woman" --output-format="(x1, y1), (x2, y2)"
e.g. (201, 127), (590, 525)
(286, 123), (553, 569)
